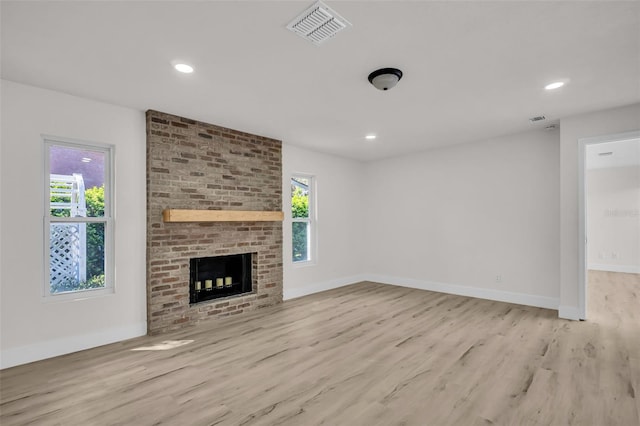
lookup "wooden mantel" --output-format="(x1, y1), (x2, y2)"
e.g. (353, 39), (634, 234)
(162, 209), (284, 223)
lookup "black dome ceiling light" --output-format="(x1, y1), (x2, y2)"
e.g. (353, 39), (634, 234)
(368, 68), (403, 91)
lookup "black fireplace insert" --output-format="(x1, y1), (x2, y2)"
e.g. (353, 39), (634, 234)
(190, 253), (253, 304)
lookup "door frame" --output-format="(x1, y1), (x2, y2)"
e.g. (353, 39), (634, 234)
(578, 130), (640, 320)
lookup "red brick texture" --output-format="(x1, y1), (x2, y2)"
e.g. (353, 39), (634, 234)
(146, 110), (283, 334)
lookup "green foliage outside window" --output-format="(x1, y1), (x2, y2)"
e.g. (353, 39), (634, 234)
(50, 274), (105, 294)
(50, 183), (72, 217)
(291, 186), (308, 219)
(84, 186), (105, 280)
(292, 186), (309, 262)
(50, 185), (105, 293)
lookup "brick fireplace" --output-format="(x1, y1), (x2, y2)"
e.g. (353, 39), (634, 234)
(146, 110), (283, 334)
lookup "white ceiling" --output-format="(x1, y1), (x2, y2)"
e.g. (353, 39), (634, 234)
(2, 1), (639, 162)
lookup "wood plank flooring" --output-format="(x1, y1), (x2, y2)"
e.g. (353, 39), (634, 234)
(1, 272), (638, 425)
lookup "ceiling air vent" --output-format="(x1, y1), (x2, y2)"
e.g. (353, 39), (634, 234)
(529, 115), (546, 124)
(287, 1), (352, 46)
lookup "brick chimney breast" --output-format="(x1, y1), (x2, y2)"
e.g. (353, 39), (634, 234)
(146, 110), (283, 334)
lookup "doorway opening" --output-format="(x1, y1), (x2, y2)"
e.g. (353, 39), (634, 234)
(579, 131), (640, 320)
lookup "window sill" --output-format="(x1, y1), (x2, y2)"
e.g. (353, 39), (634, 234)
(42, 287), (115, 303)
(292, 259), (316, 268)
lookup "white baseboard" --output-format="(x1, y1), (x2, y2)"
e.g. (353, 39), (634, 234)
(558, 305), (582, 321)
(283, 274), (367, 300)
(588, 264), (640, 274)
(285, 273), (559, 312)
(0, 322), (147, 370)
(362, 274), (560, 311)
(3, 273), (571, 369)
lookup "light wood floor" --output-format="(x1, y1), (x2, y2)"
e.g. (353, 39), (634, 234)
(1, 272), (638, 425)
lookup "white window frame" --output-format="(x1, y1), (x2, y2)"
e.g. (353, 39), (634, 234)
(43, 136), (115, 300)
(291, 174), (316, 265)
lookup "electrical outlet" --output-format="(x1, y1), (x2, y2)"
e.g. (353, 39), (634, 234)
(612, 252), (619, 260)
(496, 275), (502, 283)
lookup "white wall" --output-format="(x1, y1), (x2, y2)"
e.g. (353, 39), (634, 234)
(0, 80), (147, 368)
(2, 79), (636, 368)
(362, 129), (561, 309)
(587, 166), (640, 273)
(559, 103), (640, 319)
(282, 144), (365, 299)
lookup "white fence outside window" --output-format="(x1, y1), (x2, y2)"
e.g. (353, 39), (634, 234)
(49, 173), (87, 288)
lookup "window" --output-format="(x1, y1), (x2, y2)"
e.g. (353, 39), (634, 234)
(44, 137), (113, 297)
(291, 175), (314, 263)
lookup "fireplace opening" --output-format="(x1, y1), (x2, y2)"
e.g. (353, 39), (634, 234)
(190, 253), (253, 304)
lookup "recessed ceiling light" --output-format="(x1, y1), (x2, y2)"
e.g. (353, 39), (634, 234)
(365, 134), (377, 140)
(174, 63), (194, 74)
(545, 81), (565, 90)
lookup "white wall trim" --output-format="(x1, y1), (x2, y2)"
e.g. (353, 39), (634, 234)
(362, 274), (559, 311)
(285, 273), (560, 311)
(1, 321), (147, 370)
(558, 305), (581, 321)
(4, 272), (571, 369)
(4, 271), (573, 368)
(588, 264), (640, 274)
(283, 275), (367, 300)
